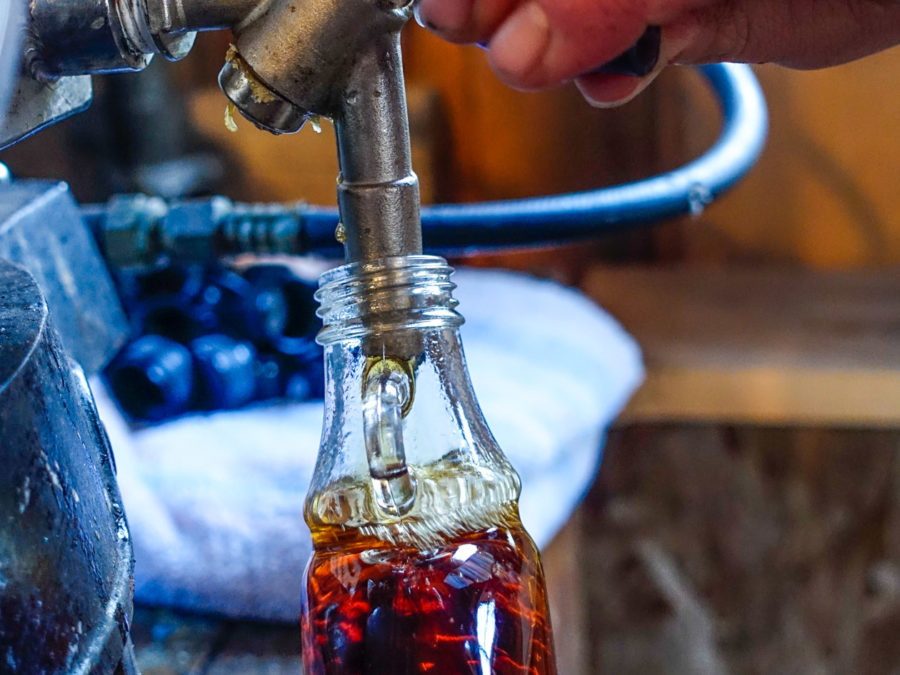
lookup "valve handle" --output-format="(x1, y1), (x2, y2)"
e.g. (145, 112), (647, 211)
(589, 26), (661, 77)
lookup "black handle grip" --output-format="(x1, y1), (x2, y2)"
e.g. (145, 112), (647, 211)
(589, 26), (661, 77)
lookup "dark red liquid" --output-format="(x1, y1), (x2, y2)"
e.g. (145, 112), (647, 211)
(301, 524), (556, 674)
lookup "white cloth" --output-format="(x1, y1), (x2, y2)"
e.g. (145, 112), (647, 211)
(95, 268), (644, 621)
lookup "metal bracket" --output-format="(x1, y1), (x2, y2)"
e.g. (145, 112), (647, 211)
(0, 74), (92, 150)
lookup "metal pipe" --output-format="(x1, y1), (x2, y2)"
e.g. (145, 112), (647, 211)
(217, 0), (421, 262)
(27, 0), (199, 78)
(25, 0), (424, 264)
(146, 0), (264, 33)
(336, 31), (422, 262)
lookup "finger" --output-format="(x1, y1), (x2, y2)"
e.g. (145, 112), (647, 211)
(414, 0), (472, 35)
(485, 1), (650, 91)
(574, 73), (656, 108)
(415, 0), (519, 45)
(669, 0), (900, 68)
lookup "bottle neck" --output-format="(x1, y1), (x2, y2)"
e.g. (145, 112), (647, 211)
(308, 257), (521, 549)
(316, 255), (463, 356)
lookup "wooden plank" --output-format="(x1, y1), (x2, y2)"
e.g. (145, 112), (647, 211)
(580, 425), (900, 673)
(583, 267), (900, 427)
(542, 510), (588, 675)
(621, 367), (900, 428)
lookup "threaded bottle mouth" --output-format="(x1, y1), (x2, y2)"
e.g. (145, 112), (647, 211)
(316, 256), (464, 346)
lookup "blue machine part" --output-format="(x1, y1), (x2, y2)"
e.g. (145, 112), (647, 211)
(107, 264), (325, 422)
(190, 334), (259, 411)
(108, 335), (195, 421)
(240, 265), (320, 354)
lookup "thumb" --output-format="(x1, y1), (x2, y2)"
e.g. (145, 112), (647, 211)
(486, 1), (650, 90)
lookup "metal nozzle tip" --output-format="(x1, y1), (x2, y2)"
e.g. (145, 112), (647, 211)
(218, 57), (308, 135)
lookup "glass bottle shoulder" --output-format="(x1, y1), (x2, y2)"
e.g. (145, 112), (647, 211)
(306, 450), (522, 551)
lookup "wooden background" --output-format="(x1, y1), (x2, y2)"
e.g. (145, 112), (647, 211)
(2, 26), (898, 674)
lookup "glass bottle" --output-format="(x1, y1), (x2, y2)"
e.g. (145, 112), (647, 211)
(301, 255), (557, 675)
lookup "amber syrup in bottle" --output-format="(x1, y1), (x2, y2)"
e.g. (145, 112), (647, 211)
(301, 473), (555, 674)
(305, 257), (558, 674)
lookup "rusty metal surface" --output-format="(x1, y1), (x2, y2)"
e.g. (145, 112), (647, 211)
(0, 260), (135, 674)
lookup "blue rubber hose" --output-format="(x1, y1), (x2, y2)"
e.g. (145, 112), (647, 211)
(296, 62), (768, 254)
(85, 63), (767, 259)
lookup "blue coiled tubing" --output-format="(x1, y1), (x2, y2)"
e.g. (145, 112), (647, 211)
(296, 62), (768, 253)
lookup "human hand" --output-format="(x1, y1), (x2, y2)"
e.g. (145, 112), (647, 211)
(415, 0), (900, 106)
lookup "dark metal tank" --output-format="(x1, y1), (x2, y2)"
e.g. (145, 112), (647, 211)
(0, 259), (137, 674)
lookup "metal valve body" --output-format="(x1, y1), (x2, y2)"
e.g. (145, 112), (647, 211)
(25, 0), (424, 266)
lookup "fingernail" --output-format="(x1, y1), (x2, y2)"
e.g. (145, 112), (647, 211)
(415, 0), (472, 33)
(489, 2), (551, 79)
(577, 77), (652, 109)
